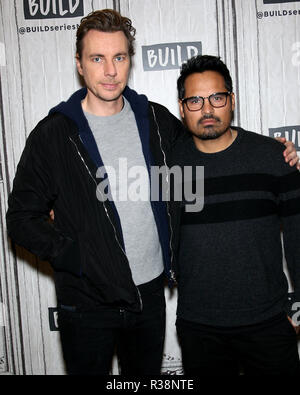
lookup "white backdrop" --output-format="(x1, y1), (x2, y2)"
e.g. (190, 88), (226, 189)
(0, 0), (299, 375)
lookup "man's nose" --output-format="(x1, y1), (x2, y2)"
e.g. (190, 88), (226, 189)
(201, 97), (214, 114)
(104, 60), (117, 77)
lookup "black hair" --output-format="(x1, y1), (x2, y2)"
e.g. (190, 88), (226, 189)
(177, 55), (233, 99)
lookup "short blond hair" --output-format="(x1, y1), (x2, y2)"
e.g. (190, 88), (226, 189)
(76, 9), (136, 59)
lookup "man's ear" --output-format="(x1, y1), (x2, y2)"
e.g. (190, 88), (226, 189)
(230, 92), (235, 112)
(179, 99), (185, 120)
(76, 55), (83, 76)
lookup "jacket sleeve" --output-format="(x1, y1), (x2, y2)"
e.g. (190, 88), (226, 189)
(149, 101), (188, 150)
(6, 121), (82, 276)
(167, 108), (188, 148)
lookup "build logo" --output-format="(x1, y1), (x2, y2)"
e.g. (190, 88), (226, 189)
(263, 0), (300, 3)
(142, 42), (202, 72)
(269, 125), (300, 150)
(23, 0), (84, 20)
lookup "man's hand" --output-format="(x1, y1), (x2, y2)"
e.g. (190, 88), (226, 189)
(287, 316), (300, 335)
(276, 137), (300, 170)
(49, 210), (54, 221)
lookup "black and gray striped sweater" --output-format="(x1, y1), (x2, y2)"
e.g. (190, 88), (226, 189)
(171, 127), (300, 327)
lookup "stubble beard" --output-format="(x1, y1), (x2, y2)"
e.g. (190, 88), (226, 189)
(192, 112), (233, 141)
(195, 125), (229, 140)
(90, 83), (124, 104)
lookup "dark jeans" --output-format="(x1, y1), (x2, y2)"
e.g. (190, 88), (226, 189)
(58, 275), (166, 375)
(176, 313), (300, 376)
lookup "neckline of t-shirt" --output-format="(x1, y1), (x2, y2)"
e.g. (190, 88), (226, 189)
(189, 127), (243, 157)
(83, 96), (131, 126)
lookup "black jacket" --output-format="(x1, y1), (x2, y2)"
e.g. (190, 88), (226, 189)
(6, 86), (184, 312)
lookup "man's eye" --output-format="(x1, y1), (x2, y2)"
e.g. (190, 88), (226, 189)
(212, 94), (225, 102)
(189, 97), (201, 104)
(115, 56), (125, 62)
(93, 57), (102, 63)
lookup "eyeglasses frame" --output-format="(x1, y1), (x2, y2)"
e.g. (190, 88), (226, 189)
(181, 91), (232, 112)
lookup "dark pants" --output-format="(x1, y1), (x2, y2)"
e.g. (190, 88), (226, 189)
(176, 313), (300, 376)
(58, 275), (166, 375)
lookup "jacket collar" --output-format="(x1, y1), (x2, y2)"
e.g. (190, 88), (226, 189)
(50, 86), (149, 135)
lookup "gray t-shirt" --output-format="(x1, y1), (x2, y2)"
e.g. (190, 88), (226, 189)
(84, 98), (164, 285)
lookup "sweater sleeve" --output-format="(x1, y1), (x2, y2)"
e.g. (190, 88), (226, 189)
(278, 165), (300, 320)
(6, 121), (82, 276)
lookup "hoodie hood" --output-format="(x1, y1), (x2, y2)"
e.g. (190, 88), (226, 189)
(50, 87), (88, 135)
(49, 86), (149, 167)
(50, 86), (149, 133)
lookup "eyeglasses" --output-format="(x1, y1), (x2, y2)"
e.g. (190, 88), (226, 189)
(181, 92), (232, 112)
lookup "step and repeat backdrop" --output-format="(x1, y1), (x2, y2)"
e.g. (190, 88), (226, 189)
(0, 0), (299, 375)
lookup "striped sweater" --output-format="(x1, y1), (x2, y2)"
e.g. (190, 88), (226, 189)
(172, 127), (300, 327)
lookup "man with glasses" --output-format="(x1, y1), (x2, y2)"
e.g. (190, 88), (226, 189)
(172, 55), (300, 375)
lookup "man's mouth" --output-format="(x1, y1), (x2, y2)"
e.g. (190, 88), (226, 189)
(199, 117), (219, 127)
(201, 118), (216, 125)
(101, 82), (119, 90)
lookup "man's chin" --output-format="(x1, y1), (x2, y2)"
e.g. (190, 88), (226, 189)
(98, 92), (123, 102)
(90, 85), (123, 102)
(193, 126), (229, 141)
(193, 131), (223, 141)
(200, 133), (219, 140)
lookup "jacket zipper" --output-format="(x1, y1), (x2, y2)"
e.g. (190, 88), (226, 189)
(150, 106), (177, 283)
(69, 136), (143, 311)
